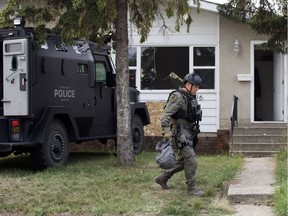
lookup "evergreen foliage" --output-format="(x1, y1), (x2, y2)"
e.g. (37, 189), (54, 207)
(218, 0), (288, 54)
(0, 0), (195, 44)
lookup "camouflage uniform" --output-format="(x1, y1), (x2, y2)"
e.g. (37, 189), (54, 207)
(155, 88), (203, 196)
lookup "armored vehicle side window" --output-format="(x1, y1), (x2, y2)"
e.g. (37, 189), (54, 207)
(4, 41), (25, 55)
(95, 62), (106, 83)
(77, 64), (88, 74)
(5, 43), (22, 53)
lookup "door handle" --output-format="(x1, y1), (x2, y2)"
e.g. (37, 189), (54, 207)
(1, 99), (11, 103)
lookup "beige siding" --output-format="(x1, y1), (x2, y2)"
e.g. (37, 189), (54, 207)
(219, 17), (269, 128)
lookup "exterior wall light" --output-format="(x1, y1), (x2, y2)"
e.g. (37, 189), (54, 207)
(233, 39), (240, 55)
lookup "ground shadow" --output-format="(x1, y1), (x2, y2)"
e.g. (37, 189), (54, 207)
(0, 151), (116, 173)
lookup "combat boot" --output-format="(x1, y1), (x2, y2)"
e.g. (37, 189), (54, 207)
(188, 187), (205, 197)
(155, 175), (170, 190)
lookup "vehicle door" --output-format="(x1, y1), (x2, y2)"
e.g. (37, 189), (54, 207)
(2, 38), (29, 116)
(92, 54), (116, 136)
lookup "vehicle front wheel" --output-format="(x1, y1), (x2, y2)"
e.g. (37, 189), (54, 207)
(132, 115), (144, 155)
(31, 120), (69, 169)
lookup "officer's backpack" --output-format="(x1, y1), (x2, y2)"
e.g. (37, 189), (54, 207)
(155, 139), (176, 169)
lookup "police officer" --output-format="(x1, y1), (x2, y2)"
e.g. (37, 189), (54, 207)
(155, 73), (204, 197)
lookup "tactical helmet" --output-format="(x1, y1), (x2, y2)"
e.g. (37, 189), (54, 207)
(183, 73), (202, 86)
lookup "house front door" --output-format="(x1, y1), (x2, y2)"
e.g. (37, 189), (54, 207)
(252, 42), (285, 122)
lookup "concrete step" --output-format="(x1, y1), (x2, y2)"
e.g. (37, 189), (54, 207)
(230, 142), (285, 152)
(230, 123), (287, 156)
(232, 134), (285, 143)
(235, 122), (287, 128)
(229, 150), (279, 157)
(233, 127), (287, 135)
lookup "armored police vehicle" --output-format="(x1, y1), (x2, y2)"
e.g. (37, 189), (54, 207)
(0, 18), (150, 169)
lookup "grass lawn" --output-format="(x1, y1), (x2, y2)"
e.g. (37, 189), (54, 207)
(0, 151), (243, 216)
(273, 148), (288, 216)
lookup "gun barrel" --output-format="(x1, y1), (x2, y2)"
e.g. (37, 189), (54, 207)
(169, 72), (183, 82)
(168, 72), (183, 87)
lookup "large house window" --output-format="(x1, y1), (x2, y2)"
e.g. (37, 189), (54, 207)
(129, 47), (137, 87)
(141, 47), (189, 90)
(129, 47), (137, 66)
(193, 47), (215, 89)
(127, 46), (215, 90)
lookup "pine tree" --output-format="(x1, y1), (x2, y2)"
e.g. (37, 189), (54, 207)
(218, 0), (288, 54)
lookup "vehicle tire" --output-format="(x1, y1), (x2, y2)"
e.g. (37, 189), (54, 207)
(132, 115), (144, 155)
(32, 120), (69, 169)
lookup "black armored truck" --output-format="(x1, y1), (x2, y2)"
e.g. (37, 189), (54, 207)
(0, 18), (150, 168)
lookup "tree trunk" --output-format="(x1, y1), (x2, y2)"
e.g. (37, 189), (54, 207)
(115, 0), (135, 166)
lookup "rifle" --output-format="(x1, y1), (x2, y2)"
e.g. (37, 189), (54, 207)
(191, 109), (202, 148)
(164, 72), (184, 88)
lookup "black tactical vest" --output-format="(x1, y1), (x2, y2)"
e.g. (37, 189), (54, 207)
(168, 90), (202, 122)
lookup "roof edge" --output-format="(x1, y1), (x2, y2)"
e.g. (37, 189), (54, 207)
(189, 0), (218, 13)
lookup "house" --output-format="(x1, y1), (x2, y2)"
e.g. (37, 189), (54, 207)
(124, 0), (288, 154)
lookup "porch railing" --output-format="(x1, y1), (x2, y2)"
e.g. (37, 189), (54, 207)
(230, 95), (238, 142)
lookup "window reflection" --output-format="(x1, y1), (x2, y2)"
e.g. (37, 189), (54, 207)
(129, 47), (137, 66)
(95, 62), (107, 83)
(194, 47), (215, 66)
(77, 64), (88, 74)
(194, 69), (215, 89)
(128, 46), (216, 90)
(129, 69), (136, 87)
(141, 47), (189, 90)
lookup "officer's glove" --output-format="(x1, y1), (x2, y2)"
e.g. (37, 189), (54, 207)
(161, 128), (172, 141)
